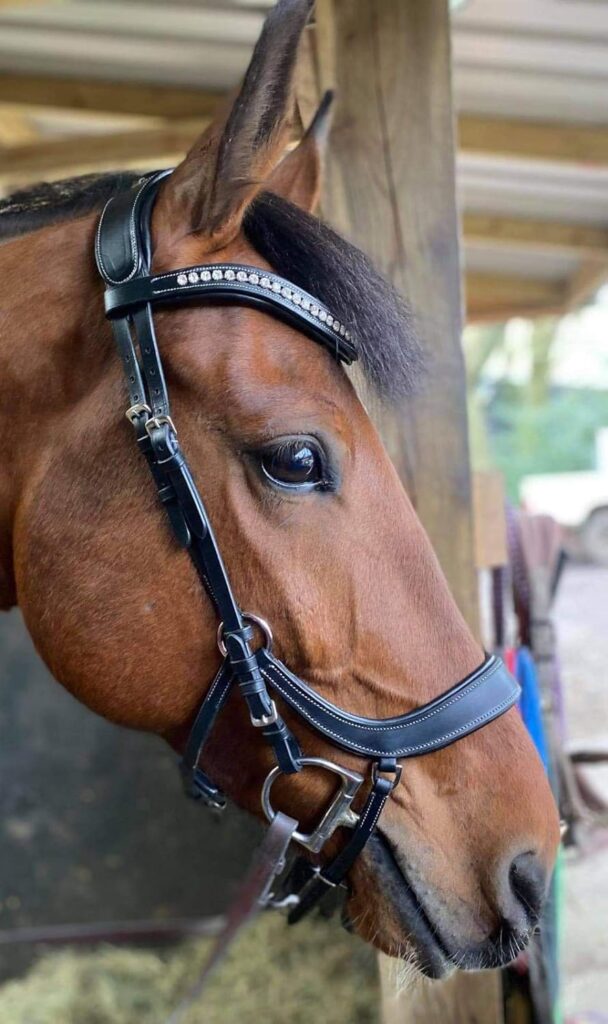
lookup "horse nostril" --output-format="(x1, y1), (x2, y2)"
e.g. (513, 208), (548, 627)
(508, 851), (547, 928)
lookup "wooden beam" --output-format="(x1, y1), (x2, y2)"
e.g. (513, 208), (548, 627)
(0, 108), (38, 147)
(472, 471), (507, 570)
(464, 213), (608, 259)
(459, 114), (608, 166)
(1, 73), (607, 169)
(0, 72), (222, 119)
(315, 0), (481, 613)
(565, 260), (608, 310)
(0, 121), (205, 187)
(380, 958), (503, 1024)
(310, 1), (501, 1020)
(465, 272), (565, 324)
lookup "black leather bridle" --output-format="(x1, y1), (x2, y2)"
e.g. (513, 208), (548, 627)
(95, 170), (520, 923)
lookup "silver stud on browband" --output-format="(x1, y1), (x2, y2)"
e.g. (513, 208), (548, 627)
(173, 266), (352, 347)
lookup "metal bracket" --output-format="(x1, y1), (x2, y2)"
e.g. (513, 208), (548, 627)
(261, 757), (364, 854)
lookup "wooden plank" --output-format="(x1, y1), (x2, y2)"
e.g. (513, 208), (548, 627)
(310, 2), (501, 1021)
(2, 70), (608, 169)
(464, 213), (608, 258)
(0, 0), (59, 5)
(466, 272), (565, 323)
(565, 260), (608, 310)
(0, 121), (205, 186)
(0, 72), (222, 119)
(0, 108), (38, 146)
(459, 114), (608, 166)
(473, 471), (507, 570)
(380, 957), (503, 1024)
(315, 0), (480, 614)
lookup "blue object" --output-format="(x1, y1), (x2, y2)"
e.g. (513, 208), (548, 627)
(516, 647), (549, 770)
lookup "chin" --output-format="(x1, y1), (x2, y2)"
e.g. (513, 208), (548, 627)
(348, 832), (533, 976)
(348, 831), (456, 979)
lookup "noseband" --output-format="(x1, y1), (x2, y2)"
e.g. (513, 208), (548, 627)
(95, 170), (519, 923)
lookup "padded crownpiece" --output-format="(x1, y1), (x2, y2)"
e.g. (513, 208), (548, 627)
(95, 169), (171, 285)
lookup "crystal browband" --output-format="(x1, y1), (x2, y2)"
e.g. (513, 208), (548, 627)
(103, 263), (357, 365)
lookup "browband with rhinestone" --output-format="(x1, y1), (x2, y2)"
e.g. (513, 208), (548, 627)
(103, 263), (356, 365)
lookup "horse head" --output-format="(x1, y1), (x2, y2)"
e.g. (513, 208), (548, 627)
(0, 0), (559, 976)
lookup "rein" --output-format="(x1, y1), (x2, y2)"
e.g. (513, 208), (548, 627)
(95, 170), (520, 930)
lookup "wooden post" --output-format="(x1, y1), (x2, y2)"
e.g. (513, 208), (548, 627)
(304, 1), (503, 1021)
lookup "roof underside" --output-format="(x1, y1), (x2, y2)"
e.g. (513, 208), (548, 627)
(0, 0), (606, 323)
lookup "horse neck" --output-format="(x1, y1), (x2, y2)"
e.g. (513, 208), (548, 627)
(0, 213), (103, 608)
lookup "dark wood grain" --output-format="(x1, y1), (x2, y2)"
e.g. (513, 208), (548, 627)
(307, 2), (502, 1020)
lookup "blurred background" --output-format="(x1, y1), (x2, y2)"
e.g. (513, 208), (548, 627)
(0, 1), (606, 1023)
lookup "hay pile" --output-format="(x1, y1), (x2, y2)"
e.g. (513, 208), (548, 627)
(0, 913), (379, 1024)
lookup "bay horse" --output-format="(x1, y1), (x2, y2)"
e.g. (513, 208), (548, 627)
(0, 0), (558, 977)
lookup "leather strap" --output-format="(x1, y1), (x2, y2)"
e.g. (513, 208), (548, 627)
(258, 650), (519, 759)
(163, 811), (299, 1024)
(103, 267), (356, 365)
(287, 766), (397, 924)
(95, 169), (171, 285)
(180, 661), (234, 809)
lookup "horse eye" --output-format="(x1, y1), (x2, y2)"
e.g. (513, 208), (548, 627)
(260, 438), (325, 490)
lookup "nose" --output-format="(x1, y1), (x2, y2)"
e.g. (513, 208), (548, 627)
(500, 850), (548, 934)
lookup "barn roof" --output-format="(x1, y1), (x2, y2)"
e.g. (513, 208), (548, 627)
(0, 0), (606, 322)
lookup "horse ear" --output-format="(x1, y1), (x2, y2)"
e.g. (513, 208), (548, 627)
(154, 0), (314, 255)
(265, 90), (333, 213)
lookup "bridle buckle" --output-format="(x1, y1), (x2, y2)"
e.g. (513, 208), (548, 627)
(251, 699), (279, 728)
(145, 414), (177, 438)
(125, 402), (151, 424)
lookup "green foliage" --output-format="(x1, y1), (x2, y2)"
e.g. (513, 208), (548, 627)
(480, 384), (608, 501)
(464, 318), (608, 502)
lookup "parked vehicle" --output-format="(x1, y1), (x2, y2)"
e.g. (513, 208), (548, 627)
(521, 470), (608, 565)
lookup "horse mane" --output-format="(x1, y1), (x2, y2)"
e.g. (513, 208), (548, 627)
(0, 172), (138, 241)
(0, 171), (422, 399)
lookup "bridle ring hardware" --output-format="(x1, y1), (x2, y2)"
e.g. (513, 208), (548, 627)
(217, 612), (273, 657)
(261, 757), (364, 855)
